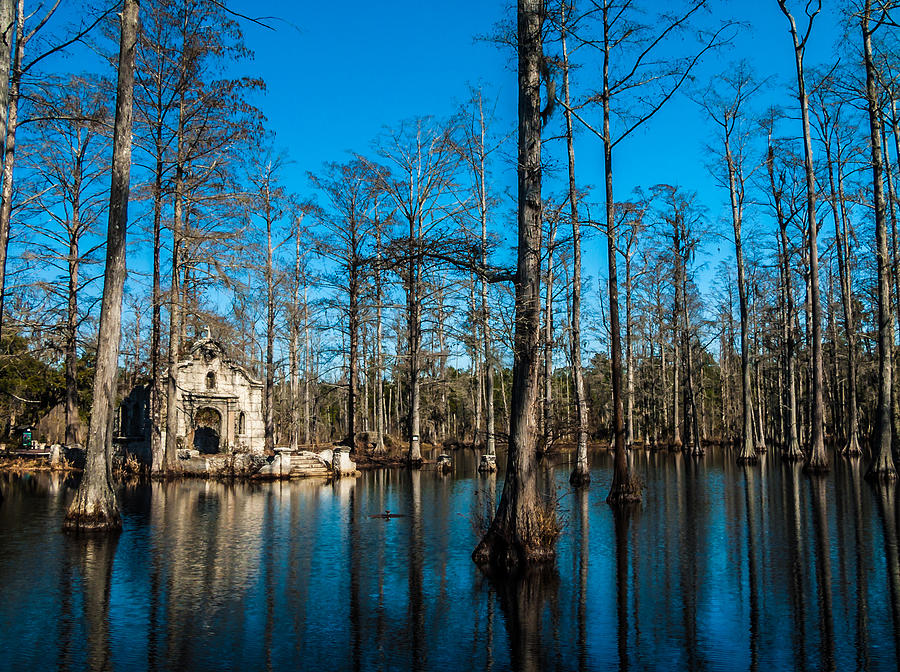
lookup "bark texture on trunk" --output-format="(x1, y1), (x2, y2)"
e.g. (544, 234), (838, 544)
(64, 0), (138, 532)
(0, 0), (23, 343)
(565, 27), (589, 478)
(768, 138), (803, 461)
(778, 0), (828, 473)
(728, 136), (756, 464)
(473, 0), (557, 570)
(602, 1), (640, 504)
(862, 0), (897, 481)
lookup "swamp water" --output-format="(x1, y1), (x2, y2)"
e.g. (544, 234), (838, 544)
(1, 447), (899, 671)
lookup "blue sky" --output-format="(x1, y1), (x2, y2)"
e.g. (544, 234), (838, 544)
(225, 0), (850, 291)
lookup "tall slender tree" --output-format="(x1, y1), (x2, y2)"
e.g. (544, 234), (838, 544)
(859, 0), (897, 481)
(63, 0), (138, 532)
(777, 0), (828, 474)
(473, 0), (558, 570)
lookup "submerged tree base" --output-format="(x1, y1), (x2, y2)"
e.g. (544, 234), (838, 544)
(736, 454), (758, 465)
(472, 505), (560, 572)
(606, 480), (642, 505)
(63, 492), (122, 534)
(865, 463), (898, 483)
(569, 465), (590, 487)
(782, 443), (804, 462)
(842, 437), (862, 457)
(472, 531), (557, 571)
(803, 454), (830, 475)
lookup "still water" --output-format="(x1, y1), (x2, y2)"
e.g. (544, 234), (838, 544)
(1, 448), (899, 671)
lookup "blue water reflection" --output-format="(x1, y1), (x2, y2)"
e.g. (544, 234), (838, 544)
(0, 448), (898, 671)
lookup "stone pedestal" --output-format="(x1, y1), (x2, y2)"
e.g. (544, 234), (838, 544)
(478, 453), (498, 473)
(333, 448), (357, 478)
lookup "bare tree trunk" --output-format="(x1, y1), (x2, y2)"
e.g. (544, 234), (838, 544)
(63, 0), (137, 532)
(671, 220), (683, 451)
(290, 225), (302, 451)
(824, 118), (861, 455)
(264, 188), (276, 455)
(682, 268), (702, 456)
(482, 214), (496, 459)
(625, 232), (635, 449)
(543, 218), (555, 451)
(563, 9), (588, 481)
(473, 0), (557, 569)
(861, 0), (896, 481)
(769, 139), (803, 460)
(0, 0), (23, 342)
(64, 163), (83, 447)
(375, 215), (386, 453)
(471, 272), (482, 445)
(163, 87), (187, 472)
(149, 140), (164, 470)
(725, 133), (756, 463)
(304, 282), (311, 446)
(602, 1), (640, 505)
(347, 238), (359, 452)
(0, 0), (12, 153)
(778, 0), (828, 473)
(407, 229), (422, 464)
(879, 115), (900, 450)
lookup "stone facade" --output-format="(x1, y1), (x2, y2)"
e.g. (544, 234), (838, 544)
(118, 336), (265, 466)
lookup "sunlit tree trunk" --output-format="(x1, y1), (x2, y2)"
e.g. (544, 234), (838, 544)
(0, 0), (23, 342)
(560, 12), (589, 483)
(473, 0), (557, 569)
(64, 0), (138, 532)
(602, 1), (640, 503)
(777, 0), (828, 473)
(861, 0), (896, 481)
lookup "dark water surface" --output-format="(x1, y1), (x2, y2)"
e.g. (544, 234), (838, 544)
(2, 448), (900, 671)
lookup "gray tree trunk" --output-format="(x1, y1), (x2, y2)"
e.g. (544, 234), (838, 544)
(0, 0), (23, 343)
(861, 0), (897, 481)
(63, 0), (138, 532)
(778, 0), (828, 473)
(473, 0), (557, 569)
(563, 9), (588, 480)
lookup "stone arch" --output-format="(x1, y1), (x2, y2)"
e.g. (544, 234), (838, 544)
(206, 371), (216, 390)
(194, 406), (222, 454)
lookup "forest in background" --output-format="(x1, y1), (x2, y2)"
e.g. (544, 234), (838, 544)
(0, 0), (897, 488)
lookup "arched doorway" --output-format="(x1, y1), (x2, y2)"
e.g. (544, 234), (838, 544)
(194, 407), (222, 454)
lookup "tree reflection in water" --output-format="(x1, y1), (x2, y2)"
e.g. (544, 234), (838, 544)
(74, 534), (118, 672)
(3, 450), (900, 670)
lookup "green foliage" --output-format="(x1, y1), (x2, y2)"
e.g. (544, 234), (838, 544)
(0, 331), (93, 439)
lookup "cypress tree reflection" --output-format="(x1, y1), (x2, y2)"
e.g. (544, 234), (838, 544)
(75, 534), (118, 672)
(809, 475), (835, 671)
(408, 469), (425, 670)
(874, 480), (900, 662)
(744, 464), (761, 672)
(575, 486), (589, 672)
(614, 503), (637, 671)
(496, 567), (559, 672)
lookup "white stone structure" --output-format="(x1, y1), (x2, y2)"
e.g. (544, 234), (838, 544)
(170, 336), (265, 455)
(118, 335), (265, 462)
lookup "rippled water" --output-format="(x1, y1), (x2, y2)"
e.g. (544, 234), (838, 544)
(1, 447), (899, 671)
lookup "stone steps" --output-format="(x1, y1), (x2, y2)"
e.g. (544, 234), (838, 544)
(288, 454), (330, 478)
